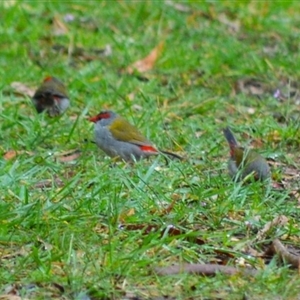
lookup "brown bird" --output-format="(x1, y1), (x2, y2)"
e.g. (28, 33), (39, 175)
(32, 76), (70, 117)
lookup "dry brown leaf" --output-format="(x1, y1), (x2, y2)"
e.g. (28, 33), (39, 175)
(275, 79), (300, 104)
(165, 0), (191, 12)
(33, 178), (64, 189)
(284, 167), (300, 177)
(235, 78), (270, 96)
(3, 150), (33, 160)
(54, 149), (81, 162)
(217, 13), (240, 33)
(10, 82), (35, 98)
(124, 42), (164, 74)
(0, 282), (64, 299)
(250, 137), (264, 148)
(0, 295), (25, 300)
(37, 237), (53, 251)
(263, 44), (279, 56)
(3, 0), (17, 7)
(245, 215), (289, 253)
(156, 197), (177, 216)
(244, 245), (264, 257)
(126, 92), (136, 101)
(69, 114), (79, 121)
(3, 150), (18, 160)
(289, 190), (300, 206)
(1, 248), (28, 260)
(52, 15), (69, 36)
(132, 104), (143, 111)
(271, 181), (285, 190)
(119, 208), (136, 223)
(255, 215), (289, 242)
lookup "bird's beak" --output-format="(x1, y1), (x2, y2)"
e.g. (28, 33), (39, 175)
(88, 116), (97, 123)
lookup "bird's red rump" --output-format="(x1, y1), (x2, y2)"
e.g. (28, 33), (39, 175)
(88, 111), (111, 123)
(139, 145), (158, 152)
(53, 95), (62, 102)
(43, 76), (53, 82)
(229, 145), (235, 157)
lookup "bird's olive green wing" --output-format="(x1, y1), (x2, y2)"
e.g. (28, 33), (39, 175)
(41, 79), (68, 98)
(235, 147), (264, 167)
(108, 116), (152, 146)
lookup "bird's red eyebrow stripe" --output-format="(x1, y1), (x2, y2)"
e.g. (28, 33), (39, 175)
(98, 112), (111, 119)
(139, 145), (157, 152)
(88, 112), (111, 123)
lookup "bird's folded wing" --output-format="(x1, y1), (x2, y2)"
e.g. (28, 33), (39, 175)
(109, 117), (153, 146)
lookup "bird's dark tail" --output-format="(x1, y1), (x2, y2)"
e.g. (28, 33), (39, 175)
(223, 127), (238, 157)
(160, 149), (183, 160)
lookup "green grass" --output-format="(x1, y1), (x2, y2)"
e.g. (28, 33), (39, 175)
(1, 1), (300, 299)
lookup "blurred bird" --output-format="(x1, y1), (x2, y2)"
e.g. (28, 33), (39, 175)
(88, 110), (182, 162)
(32, 76), (70, 117)
(223, 127), (270, 181)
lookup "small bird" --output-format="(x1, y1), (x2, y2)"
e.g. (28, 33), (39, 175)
(32, 76), (70, 117)
(88, 110), (182, 162)
(223, 127), (270, 181)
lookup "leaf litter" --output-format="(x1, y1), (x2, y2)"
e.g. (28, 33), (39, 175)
(9, 82), (35, 98)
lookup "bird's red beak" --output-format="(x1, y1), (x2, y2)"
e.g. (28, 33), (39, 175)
(88, 116), (98, 123)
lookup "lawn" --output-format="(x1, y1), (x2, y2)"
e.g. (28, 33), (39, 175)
(1, 1), (300, 299)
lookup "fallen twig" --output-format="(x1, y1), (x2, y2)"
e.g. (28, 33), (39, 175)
(155, 263), (257, 277)
(271, 239), (300, 269)
(255, 215), (288, 242)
